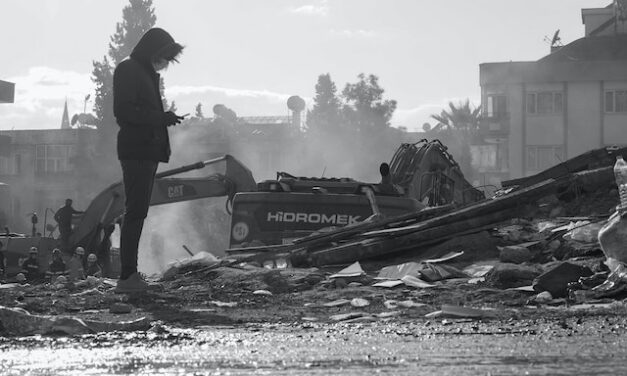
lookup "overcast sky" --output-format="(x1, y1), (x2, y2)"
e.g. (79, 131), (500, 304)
(0, 0), (610, 131)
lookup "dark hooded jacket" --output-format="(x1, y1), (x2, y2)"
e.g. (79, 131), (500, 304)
(113, 28), (179, 162)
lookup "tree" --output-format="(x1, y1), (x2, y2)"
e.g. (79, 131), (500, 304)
(306, 73), (342, 134)
(168, 101), (178, 113)
(108, 0), (157, 65)
(91, 0), (157, 126)
(194, 103), (204, 118)
(430, 100), (482, 178)
(430, 100), (481, 133)
(342, 73), (397, 133)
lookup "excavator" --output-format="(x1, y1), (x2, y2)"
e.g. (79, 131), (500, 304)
(1, 139), (484, 275)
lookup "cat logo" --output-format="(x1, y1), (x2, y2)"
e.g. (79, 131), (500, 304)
(167, 184), (185, 199)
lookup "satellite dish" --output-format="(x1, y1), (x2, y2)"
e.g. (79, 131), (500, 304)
(212, 104), (226, 116)
(551, 29), (561, 47)
(287, 96), (306, 112)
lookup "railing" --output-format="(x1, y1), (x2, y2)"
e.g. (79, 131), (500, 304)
(478, 114), (510, 135)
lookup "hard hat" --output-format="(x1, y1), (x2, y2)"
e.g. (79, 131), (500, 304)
(56, 275), (67, 284)
(16, 273), (26, 282)
(87, 253), (97, 262)
(29, 247), (38, 254)
(52, 248), (61, 255)
(75, 247), (85, 255)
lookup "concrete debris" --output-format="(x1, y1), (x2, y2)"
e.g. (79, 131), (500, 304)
(401, 275), (435, 288)
(109, 302), (133, 314)
(350, 298), (369, 307)
(323, 299), (351, 307)
(329, 262), (365, 278)
(0, 305), (151, 336)
(372, 280), (404, 288)
(425, 305), (497, 319)
(533, 262), (593, 298)
(498, 245), (532, 264)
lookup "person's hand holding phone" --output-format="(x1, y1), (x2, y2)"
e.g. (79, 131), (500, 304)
(164, 112), (188, 126)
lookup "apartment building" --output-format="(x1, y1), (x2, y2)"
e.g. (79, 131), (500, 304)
(479, 3), (627, 181)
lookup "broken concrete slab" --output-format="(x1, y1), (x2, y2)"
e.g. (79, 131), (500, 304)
(499, 245), (532, 264)
(533, 262), (593, 298)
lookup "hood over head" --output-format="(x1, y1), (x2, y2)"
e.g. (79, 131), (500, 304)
(130, 28), (184, 66)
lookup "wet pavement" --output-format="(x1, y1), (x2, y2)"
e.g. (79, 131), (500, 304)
(2, 317), (627, 375)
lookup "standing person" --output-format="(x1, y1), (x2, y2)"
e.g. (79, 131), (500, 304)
(0, 241), (6, 282)
(30, 212), (38, 237)
(54, 199), (84, 252)
(113, 27), (184, 292)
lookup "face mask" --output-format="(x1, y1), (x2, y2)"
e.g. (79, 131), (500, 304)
(152, 58), (169, 71)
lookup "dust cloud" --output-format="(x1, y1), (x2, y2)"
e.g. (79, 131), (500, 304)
(134, 110), (409, 275)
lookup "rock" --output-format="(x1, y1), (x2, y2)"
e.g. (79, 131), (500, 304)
(533, 291), (553, 303)
(499, 246), (532, 264)
(533, 262), (593, 298)
(548, 240), (561, 250)
(109, 303), (133, 314)
(484, 263), (541, 288)
(350, 298), (369, 307)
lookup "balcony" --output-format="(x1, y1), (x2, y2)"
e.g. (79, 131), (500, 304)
(478, 113), (510, 136)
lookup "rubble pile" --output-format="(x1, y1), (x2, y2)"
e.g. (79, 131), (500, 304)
(4, 147), (627, 337)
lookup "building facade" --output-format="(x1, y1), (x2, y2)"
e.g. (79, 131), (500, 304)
(479, 3), (627, 182)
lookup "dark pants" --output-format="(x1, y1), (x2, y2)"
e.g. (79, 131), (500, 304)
(119, 160), (158, 280)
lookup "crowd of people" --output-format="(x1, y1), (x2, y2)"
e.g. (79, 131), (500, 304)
(2, 245), (103, 285)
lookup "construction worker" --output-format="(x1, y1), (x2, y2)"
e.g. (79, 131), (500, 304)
(113, 28), (184, 293)
(46, 248), (67, 280)
(86, 253), (102, 278)
(20, 247), (41, 282)
(54, 199), (84, 252)
(67, 246), (85, 281)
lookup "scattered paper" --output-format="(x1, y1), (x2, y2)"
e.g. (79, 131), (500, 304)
(330, 262), (365, 278)
(376, 262), (421, 280)
(423, 251), (465, 264)
(401, 275), (435, 288)
(373, 280), (404, 288)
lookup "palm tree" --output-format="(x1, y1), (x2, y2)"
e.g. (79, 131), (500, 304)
(430, 100), (481, 133)
(429, 99), (482, 180)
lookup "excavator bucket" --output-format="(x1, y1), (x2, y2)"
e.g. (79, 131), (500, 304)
(389, 140), (484, 206)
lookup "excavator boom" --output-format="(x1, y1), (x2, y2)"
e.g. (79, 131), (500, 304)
(70, 155), (256, 251)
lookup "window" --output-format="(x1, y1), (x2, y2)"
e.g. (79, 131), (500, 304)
(605, 90), (627, 113)
(0, 157), (9, 174)
(486, 95), (507, 117)
(526, 145), (564, 171)
(526, 92), (563, 114)
(35, 144), (75, 174)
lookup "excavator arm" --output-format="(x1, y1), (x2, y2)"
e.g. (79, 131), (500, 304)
(69, 155), (256, 251)
(389, 140), (485, 206)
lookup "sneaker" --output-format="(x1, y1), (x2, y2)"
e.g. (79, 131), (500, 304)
(114, 272), (162, 293)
